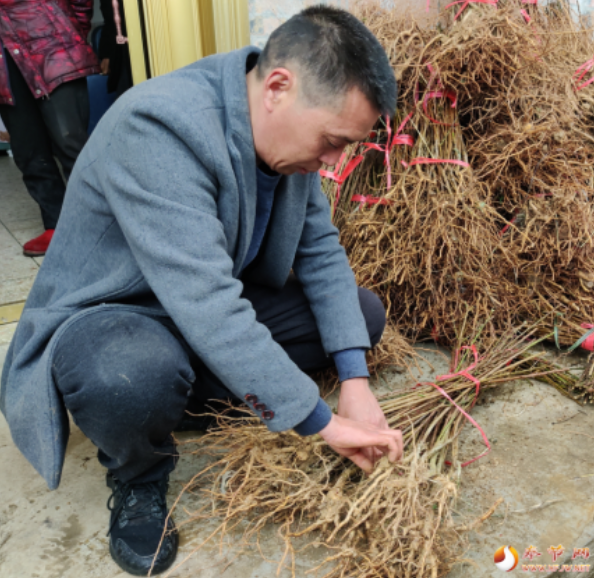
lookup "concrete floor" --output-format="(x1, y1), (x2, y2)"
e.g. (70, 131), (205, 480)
(1, 155), (593, 578)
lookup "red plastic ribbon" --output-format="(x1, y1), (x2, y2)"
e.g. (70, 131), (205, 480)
(436, 345), (490, 467)
(581, 323), (594, 352)
(318, 153), (365, 186)
(385, 115), (392, 190)
(426, 63), (441, 86)
(415, 68), (458, 126)
(320, 112), (416, 211)
(362, 111), (414, 152)
(392, 111), (415, 148)
(401, 157), (470, 169)
(437, 345), (481, 408)
(423, 90), (458, 126)
(445, 0), (498, 21)
(520, 4), (542, 45)
(319, 152), (365, 212)
(431, 324), (441, 342)
(499, 208), (521, 237)
(393, 134), (414, 146)
(413, 345), (490, 468)
(359, 115), (394, 190)
(351, 194), (393, 206)
(415, 64), (442, 107)
(574, 57), (594, 91)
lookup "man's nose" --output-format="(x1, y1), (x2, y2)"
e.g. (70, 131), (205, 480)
(319, 148), (344, 167)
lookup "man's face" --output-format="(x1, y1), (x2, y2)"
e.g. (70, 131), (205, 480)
(253, 68), (380, 176)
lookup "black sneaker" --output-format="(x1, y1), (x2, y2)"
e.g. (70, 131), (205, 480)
(106, 474), (178, 576)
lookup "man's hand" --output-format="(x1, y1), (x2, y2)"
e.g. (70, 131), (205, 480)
(318, 414), (403, 474)
(100, 58), (110, 75)
(337, 377), (398, 465)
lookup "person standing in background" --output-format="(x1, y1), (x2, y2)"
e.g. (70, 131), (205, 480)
(98, 0), (133, 98)
(0, 0), (99, 257)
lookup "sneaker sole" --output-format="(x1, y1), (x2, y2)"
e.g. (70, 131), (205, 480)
(23, 249), (46, 257)
(109, 523), (179, 576)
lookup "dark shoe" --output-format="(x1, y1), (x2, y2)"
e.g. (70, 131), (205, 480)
(106, 474), (178, 576)
(23, 229), (54, 257)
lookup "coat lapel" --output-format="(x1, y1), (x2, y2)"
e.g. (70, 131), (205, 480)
(220, 47), (260, 277)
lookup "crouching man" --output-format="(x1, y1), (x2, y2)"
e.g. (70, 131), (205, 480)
(1, 6), (403, 576)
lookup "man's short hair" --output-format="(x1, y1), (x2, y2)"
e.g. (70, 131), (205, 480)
(257, 5), (397, 117)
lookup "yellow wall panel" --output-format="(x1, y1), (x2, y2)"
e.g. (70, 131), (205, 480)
(213, 0), (250, 54)
(198, 0), (217, 57)
(124, 0), (250, 81)
(122, 0), (148, 84)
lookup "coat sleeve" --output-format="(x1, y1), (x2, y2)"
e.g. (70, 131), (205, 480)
(68, 0), (94, 39)
(97, 95), (324, 433)
(292, 174), (371, 354)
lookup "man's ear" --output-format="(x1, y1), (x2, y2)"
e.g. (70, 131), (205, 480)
(262, 68), (296, 113)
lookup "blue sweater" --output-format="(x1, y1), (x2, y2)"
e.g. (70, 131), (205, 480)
(244, 167), (370, 435)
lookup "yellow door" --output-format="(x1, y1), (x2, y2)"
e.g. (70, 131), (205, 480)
(122, 0), (250, 84)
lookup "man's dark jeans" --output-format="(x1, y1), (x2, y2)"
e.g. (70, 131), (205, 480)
(0, 52), (89, 229)
(51, 277), (386, 484)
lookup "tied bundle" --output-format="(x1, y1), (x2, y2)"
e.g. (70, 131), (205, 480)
(165, 325), (560, 578)
(323, 0), (594, 368)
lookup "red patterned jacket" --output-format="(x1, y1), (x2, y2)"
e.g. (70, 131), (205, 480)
(0, 0), (99, 105)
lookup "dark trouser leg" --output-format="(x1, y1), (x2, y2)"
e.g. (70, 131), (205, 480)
(38, 77), (89, 181)
(0, 53), (66, 229)
(52, 280), (385, 482)
(52, 311), (195, 484)
(242, 274), (386, 372)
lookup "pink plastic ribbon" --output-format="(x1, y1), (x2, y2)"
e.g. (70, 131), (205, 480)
(401, 157), (470, 169)
(445, 0), (498, 21)
(520, 5), (542, 45)
(414, 345), (490, 468)
(319, 152), (365, 213)
(415, 64), (443, 107)
(384, 116), (392, 190)
(351, 195), (393, 206)
(423, 90), (458, 126)
(359, 115), (393, 190)
(391, 111), (415, 148)
(415, 67), (458, 126)
(581, 323), (594, 352)
(437, 345), (481, 406)
(393, 134), (414, 146)
(320, 113), (416, 210)
(499, 207), (521, 237)
(426, 63), (442, 87)
(574, 57), (594, 91)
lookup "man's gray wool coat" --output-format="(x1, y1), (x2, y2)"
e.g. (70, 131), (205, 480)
(0, 46), (371, 490)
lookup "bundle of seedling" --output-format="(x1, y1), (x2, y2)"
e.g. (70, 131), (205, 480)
(324, 0), (594, 364)
(166, 325), (566, 578)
